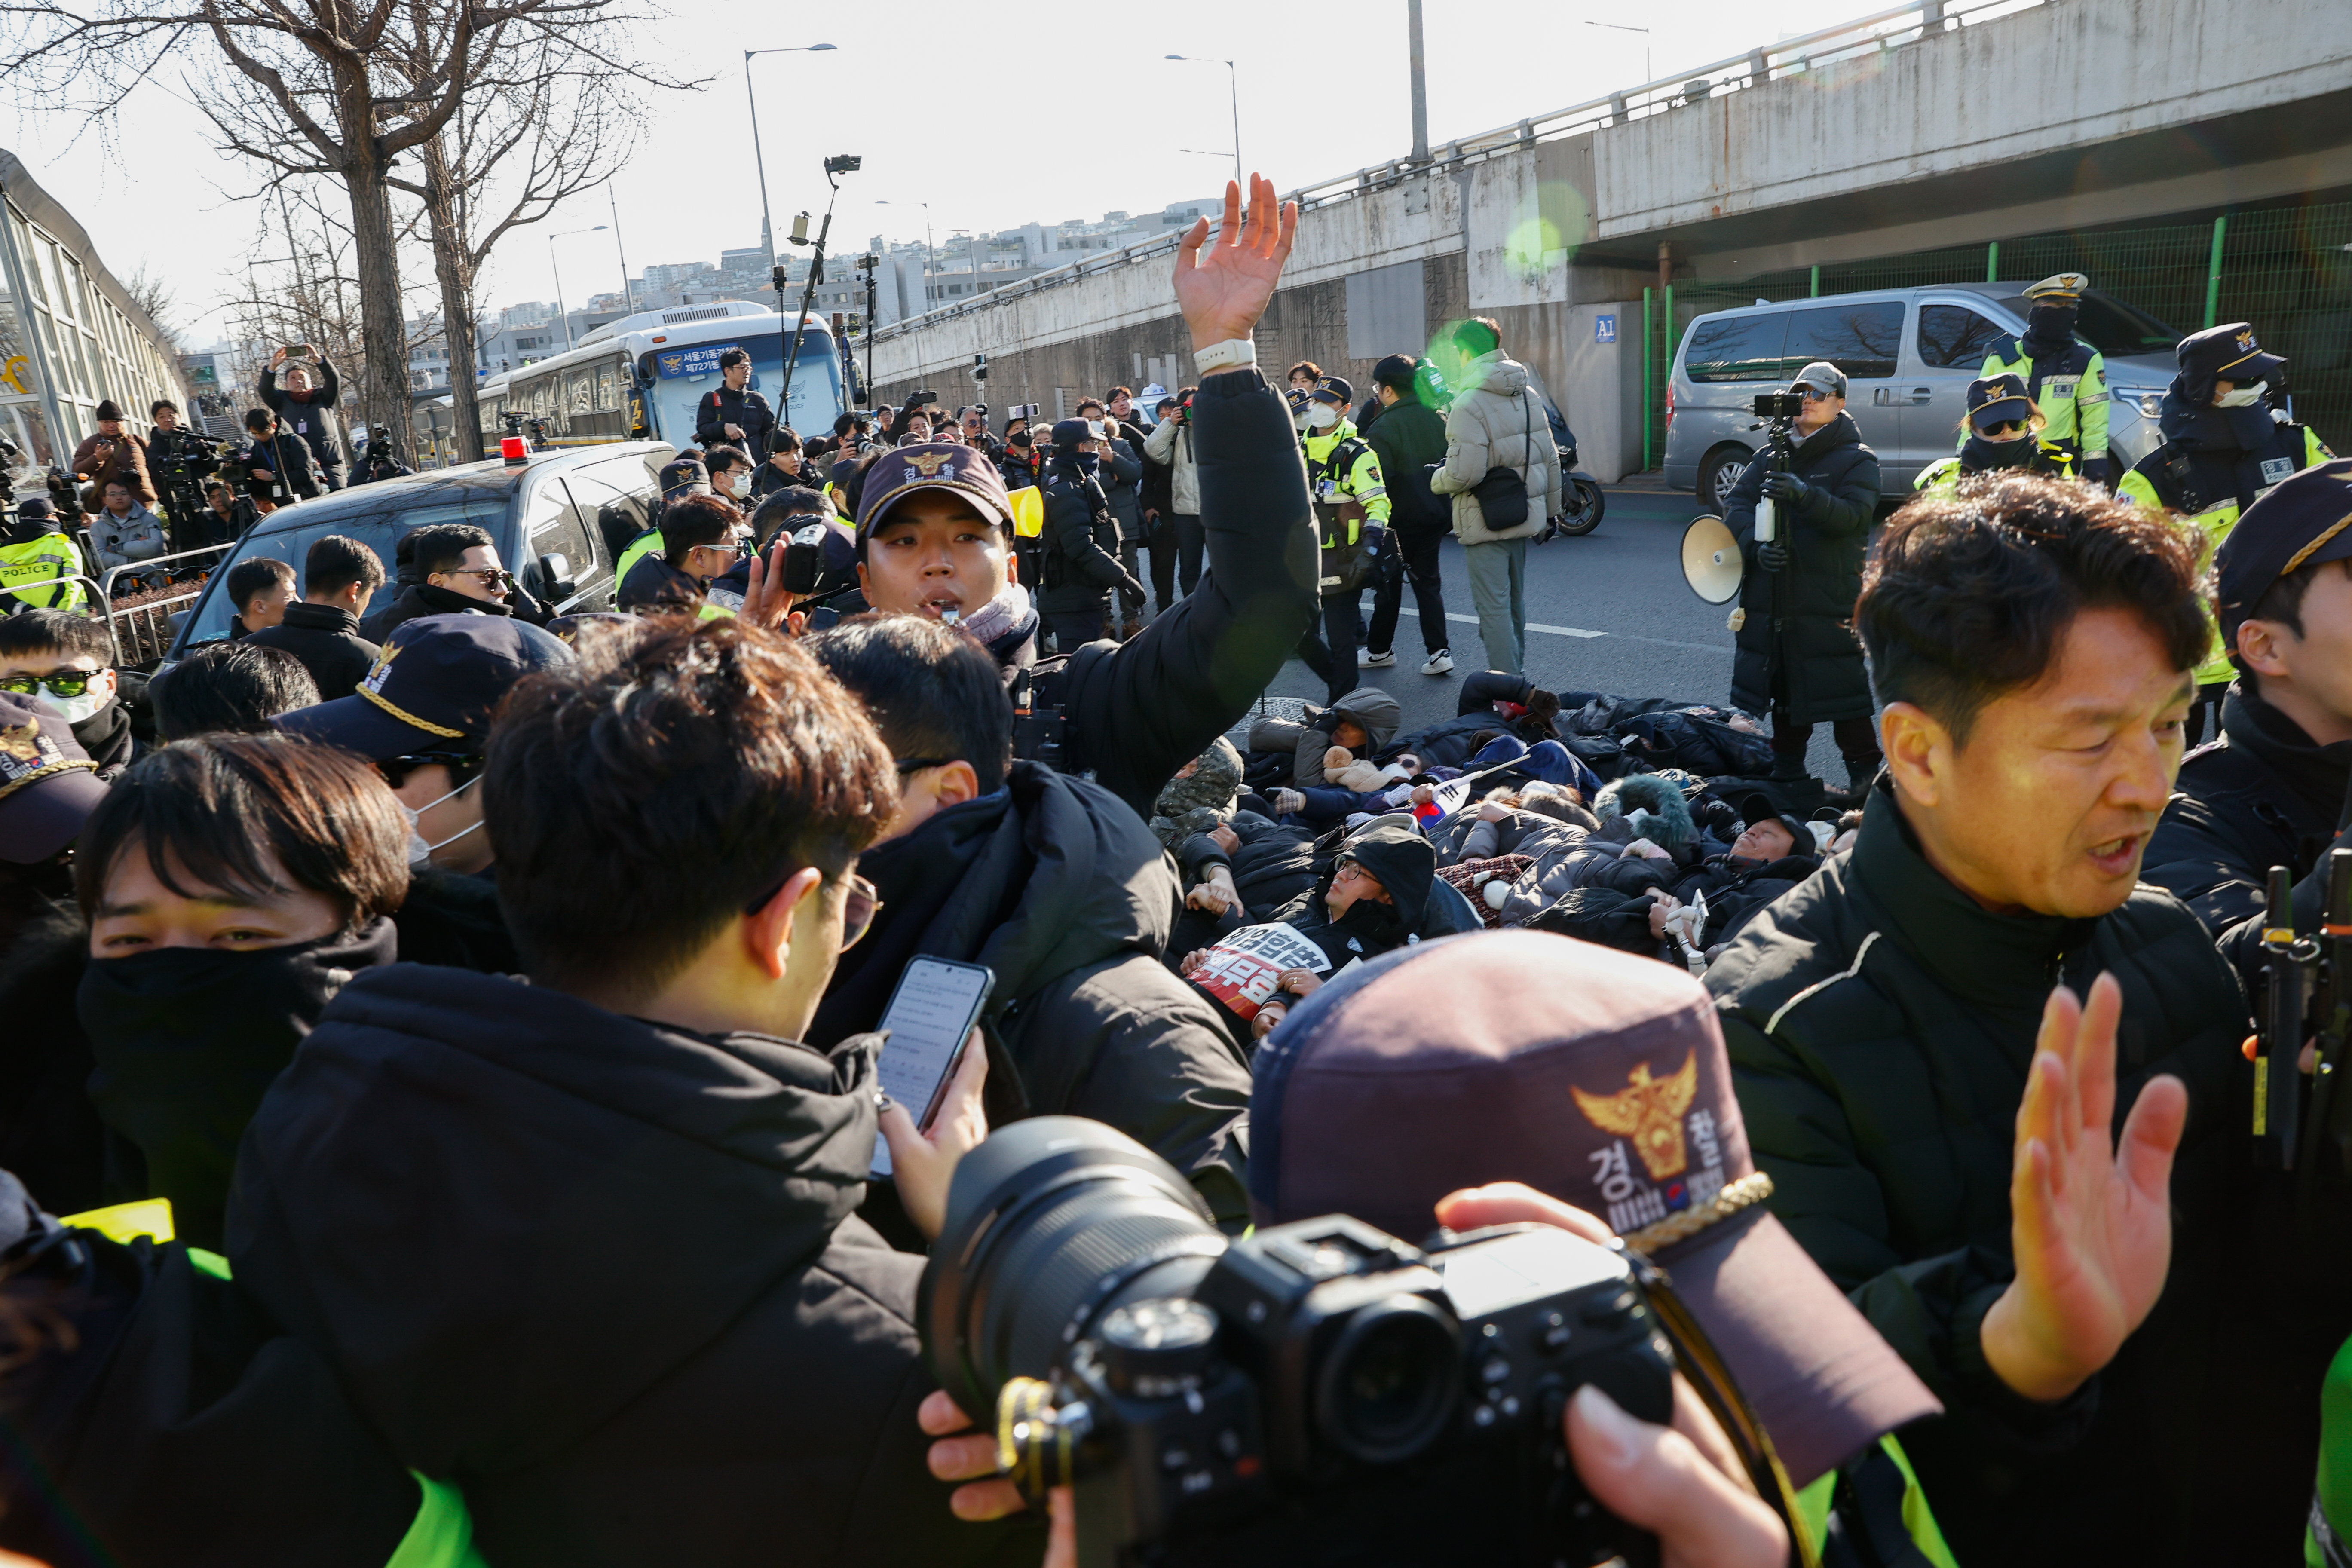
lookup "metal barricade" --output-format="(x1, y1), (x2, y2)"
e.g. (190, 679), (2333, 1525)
(95, 542), (233, 667)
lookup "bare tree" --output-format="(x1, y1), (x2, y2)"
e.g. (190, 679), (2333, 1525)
(391, 37), (640, 462)
(122, 262), (186, 356)
(0, 0), (677, 464)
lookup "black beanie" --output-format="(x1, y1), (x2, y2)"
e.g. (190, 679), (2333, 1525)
(94, 399), (123, 423)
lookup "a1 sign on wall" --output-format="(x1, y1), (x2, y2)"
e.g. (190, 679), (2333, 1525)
(1596, 315), (1618, 345)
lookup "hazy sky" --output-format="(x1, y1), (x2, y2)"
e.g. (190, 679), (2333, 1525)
(2, 0), (1891, 347)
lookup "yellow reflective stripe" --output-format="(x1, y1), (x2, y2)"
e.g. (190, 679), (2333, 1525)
(58, 1197), (175, 1244)
(386, 1473), (490, 1568)
(187, 1247), (231, 1280)
(1878, 1434), (1960, 1568)
(1794, 1469), (1836, 1561)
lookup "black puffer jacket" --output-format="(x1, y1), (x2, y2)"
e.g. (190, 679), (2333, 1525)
(1724, 411), (1880, 723)
(1709, 777), (2255, 1567)
(1036, 456), (1127, 615)
(2143, 685), (2352, 989)
(359, 578), (552, 639)
(243, 601), (380, 700)
(811, 763), (1250, 1225)
(998, 368), (1317, 817)
(230, 966), (1035, 1568)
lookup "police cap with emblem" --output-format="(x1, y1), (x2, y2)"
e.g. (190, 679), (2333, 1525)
(852, 440), (1017, 542)
(1966, 373), (2035, 431)
(0, 690), (107, 864)
(274, 614), (573, 760)
(1310, 375), (1354, 407)
(1246, 930), (1942, 1488)
(2022, 272), (2089, 303)
(2177, 322), (2287, 405)
(2214, 459), (2352, 647)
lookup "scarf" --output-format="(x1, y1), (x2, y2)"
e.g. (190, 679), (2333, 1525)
(958, 576), (1036, 652)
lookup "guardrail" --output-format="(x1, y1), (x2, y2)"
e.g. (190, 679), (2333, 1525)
(96, 541), (232, 666)
(871, 0), (2046, 348)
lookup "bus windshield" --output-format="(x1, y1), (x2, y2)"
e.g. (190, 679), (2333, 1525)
(646, 330), (843, 449)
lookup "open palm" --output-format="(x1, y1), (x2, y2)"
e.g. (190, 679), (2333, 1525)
(1982, 974), (2187, 1403)
(1173, 173), (1299, 352)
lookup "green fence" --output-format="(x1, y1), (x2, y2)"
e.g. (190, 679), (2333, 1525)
(1642, 201), (2352, 467)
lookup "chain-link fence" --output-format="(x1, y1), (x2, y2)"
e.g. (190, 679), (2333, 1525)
(1642, 201), (2352, 467)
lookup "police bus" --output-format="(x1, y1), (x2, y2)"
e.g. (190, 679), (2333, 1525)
(477, 301), (848, 454)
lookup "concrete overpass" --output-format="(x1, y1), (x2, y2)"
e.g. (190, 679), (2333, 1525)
(867, 0), (2352, 481)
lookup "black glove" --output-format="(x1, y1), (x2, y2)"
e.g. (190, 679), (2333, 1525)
(2080, 455), (2113, 489)
(1118, 570), (1149, 603)
(1762, 472), (1806, 507)
(1360, 523), (1387, 560)
(1757, 541), (1790, 573)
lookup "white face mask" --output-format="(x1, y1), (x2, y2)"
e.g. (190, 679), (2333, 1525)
(401, 775), (483, 866)
(1307, 404), (1339, 430)
(2215, 381), (2268, 408)
(47, 688), (111, 726)
(724, 470), (750, 497)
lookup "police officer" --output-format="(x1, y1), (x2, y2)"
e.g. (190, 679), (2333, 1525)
(1913, 373), (2077, 498)
(143, 399), (217, 553)
(2121, 322), (2336, 732)
(1295, 375), (1388, 705)
(0, 496), (87, 613)
(692, 347), (776, 457)
(1976, 272), (2111, 485)
(1037, 418), (1144, 651)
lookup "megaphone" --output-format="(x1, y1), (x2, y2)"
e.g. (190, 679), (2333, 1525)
(1681, 514), (1744, 604)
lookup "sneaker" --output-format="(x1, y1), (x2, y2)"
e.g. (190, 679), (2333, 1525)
(1363, 649), (1396, 668)
(1420, 650), (1455, 676)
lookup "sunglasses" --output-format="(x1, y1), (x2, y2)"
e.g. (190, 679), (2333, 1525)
(375, 750), (480, 791)
(1795, 386), (1837, 401)
(443, 567), (516, 588)
(1975, 418), (2029, 436)
(739, 868), (884, 949)
(0, 671), (104, 699)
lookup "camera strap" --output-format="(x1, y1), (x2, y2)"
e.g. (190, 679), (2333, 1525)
(1624, 1181), (1822, 1568)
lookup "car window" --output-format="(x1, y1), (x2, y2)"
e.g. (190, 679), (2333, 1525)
(177, 498), (509, 646)
(1917, 304), (2010, 370)
(1684, 313), (1789, 383)
(1994, 292), (2179, 359)
(522, 477), (597, 603)
(569, 459), (655, 561)
(1782, 302), (1905, 380)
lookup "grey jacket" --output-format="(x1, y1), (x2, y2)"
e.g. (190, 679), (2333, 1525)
(1430, 352), (1560, 544)
(1144, 416), (1201, 514)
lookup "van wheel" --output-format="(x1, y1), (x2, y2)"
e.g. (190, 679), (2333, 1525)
(1697, 445), (1753, 514)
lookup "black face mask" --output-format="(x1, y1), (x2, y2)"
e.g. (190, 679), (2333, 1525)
(76, 919), (396, 1250)
(1963, 432), (2040, 472)
(2024, 305), (2078, 355)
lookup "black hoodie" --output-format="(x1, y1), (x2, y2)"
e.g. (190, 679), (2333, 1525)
(229, 965), (1035, 1568)
(813, 763), (1250, 1225)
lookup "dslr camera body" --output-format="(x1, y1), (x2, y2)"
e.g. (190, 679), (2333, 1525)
(923, 1120), (1676, 1568)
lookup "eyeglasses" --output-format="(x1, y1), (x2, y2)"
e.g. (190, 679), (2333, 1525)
(375, 750), (479, 791)
(739, 868), (883, 948)
(1, 671), (104, 699)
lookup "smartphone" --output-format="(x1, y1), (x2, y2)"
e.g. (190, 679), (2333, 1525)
(869, 957), (994, 1178)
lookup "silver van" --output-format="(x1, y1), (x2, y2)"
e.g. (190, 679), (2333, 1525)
(1663, 282), (2183, 509)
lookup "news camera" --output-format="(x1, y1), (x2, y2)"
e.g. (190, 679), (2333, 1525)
(920, 1119), (1682, 1568)
(823, 153), (862, 175)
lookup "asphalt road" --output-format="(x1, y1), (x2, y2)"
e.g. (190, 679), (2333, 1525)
(1248, 482), (1867, 783)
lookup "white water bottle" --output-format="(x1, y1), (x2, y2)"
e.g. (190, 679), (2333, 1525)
(1755, 492), (1777, 545)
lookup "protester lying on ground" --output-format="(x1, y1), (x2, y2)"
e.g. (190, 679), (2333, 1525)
(1710, 475), (2260, 1566)
(1546, 793), (1827, 965)
(230, 617), (1040, 1568)
(765, 176), (1314, 819)
(149, 641), (320, 740)
(0, 609), (139, 780)
(802, 613), (1252, 1230)
(1148, 734), (1243, 851)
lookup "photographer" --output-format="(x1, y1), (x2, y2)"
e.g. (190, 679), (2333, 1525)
(231, 618), (1035, 1567)
(67, 400), (153, 515)
(244, 407), (319, 504)
(694, 346), (776, 457)
(258, 346), (349, 491)
(1142, 387), (1204, 599)
(799, 175), (1314, 819)
(144, 399), (218, 552)
(805, 613), (1250, 1226)
(1709, 479), (2257, 1565)
(1720, 361), (1882, 796)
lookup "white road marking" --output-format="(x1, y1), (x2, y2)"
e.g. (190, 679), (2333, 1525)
(1444, 612), (1603, 640)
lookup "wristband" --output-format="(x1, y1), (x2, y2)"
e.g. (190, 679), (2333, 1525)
(1192, 338), (1257, 375)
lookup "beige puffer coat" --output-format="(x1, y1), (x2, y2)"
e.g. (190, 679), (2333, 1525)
(1430, 351), (1559, 544)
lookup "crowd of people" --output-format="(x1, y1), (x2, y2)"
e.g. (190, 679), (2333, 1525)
(3, 171), (2352, 1568)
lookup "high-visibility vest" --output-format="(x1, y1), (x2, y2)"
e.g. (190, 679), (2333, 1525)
(0, 527), (87, 610)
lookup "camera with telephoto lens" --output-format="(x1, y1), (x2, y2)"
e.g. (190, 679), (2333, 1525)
(1752, 391), (1804, 421)
(920, 1118), (1677, 1568)
(781, 520), (830, 596)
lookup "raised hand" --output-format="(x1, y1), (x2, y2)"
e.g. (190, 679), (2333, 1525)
(1173, 173), (1299, 353)
(1981, 973), (2187, 1402)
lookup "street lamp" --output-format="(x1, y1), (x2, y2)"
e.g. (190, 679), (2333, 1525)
(876, 199), (934, 314)
(1585, 21), (1653, 92)
(1164, 56), (1241, 187)
(745, 44), (839, 273)
(607, 181), (637, 315)
(548, 224), (607, 352)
